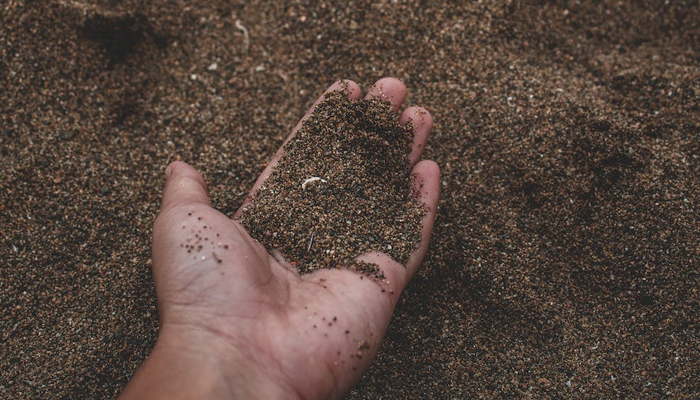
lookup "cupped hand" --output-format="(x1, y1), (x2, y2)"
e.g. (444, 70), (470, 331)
(120, 78), (440, 400)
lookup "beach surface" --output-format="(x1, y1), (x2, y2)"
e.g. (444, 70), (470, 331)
(1, 0), (699, 398)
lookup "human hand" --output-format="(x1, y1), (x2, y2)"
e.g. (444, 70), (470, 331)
(119, 78), (440, 400)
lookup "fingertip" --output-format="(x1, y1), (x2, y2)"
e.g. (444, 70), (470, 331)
(366, 77), (407, 112)
(401, 106), (433, 131)
(161, 161), (211, 212)
(165, 161), (207, 185)
(326, 79), (362, 100)
(401, 106), (434, 166)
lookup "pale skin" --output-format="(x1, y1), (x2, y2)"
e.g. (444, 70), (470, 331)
(119, 78), (440, 400)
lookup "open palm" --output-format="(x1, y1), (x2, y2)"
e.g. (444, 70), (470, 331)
(121, 78), (440, 400)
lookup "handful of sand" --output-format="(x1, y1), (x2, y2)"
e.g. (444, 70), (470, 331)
(240, 90), (425, 275)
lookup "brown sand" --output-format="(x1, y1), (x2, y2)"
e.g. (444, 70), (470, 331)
(1, 0), (699, 398)
(240, 90), (423, 275)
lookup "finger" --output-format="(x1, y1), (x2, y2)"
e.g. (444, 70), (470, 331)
(234, 79), (362, 219)
(401, 106), (433, 167)
(354, 159), (440, 296)
(404, 160), (440, 280)
(364, 77), (407, 113)
(160, 161), (211, 213)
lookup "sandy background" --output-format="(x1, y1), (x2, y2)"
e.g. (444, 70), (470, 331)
(2, 0), (699, 398)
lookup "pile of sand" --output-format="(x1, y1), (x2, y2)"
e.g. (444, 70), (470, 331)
(241, 90), (422, 275)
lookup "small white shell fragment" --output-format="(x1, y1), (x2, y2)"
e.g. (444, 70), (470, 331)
(301, 177), (327, 190)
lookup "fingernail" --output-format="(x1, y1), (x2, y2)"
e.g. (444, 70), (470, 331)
(165, 165), (173, 180)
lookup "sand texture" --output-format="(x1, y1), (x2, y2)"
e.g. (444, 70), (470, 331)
(240, 91), (423, 275)
(1, 0), (699, 398)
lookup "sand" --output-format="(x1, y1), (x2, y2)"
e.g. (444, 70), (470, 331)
(240, 90), (423, 275)
(1, 0), (699, 398)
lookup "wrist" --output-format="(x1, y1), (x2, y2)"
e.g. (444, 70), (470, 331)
(120, 323), (297, 400)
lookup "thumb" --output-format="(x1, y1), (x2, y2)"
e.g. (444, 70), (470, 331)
(160, 161), (211, 212)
